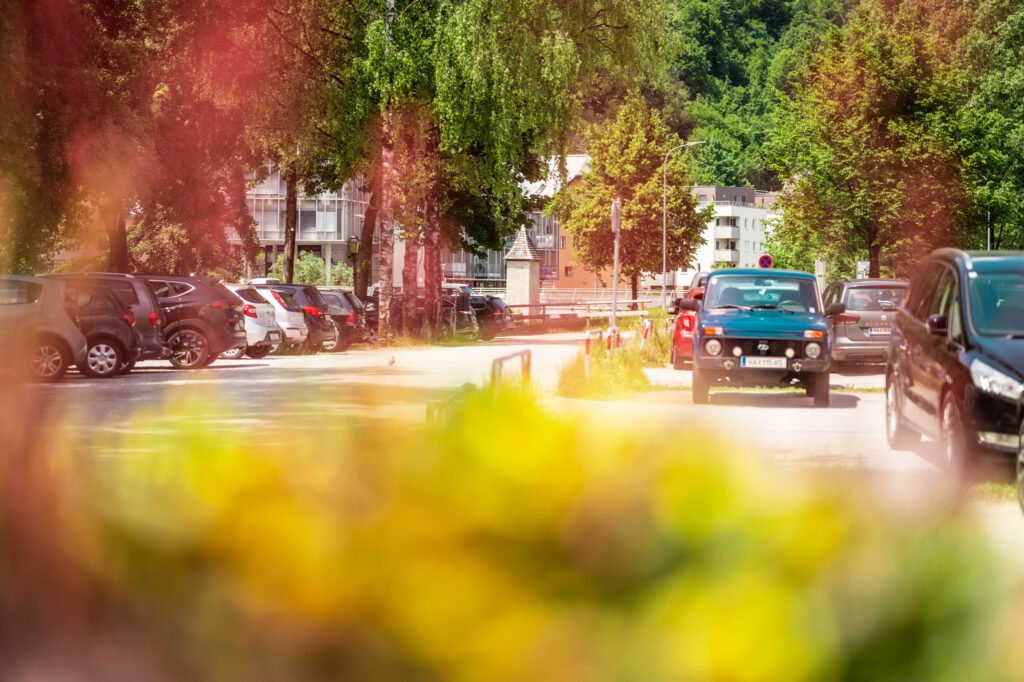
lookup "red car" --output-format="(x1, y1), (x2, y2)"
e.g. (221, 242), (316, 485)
(670, 272), (710, 369)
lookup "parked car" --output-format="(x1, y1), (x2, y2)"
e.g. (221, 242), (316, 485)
(222, 285), (285, 359)
(683, 269), (845, 407)
(47, 272), (169, 372)
(823, 279), (909, 366)
(886, 250), (1024, 470)
(139, 274), (246, 369)
(669, 271), (711, 369)
(249, 282), (335, 353)
(470, 294), (513, 340)
(257, 287), (308, 353)
(0, 275), (88, 381)
(320, 288), (367, 351)
(68, 284), (141, 378)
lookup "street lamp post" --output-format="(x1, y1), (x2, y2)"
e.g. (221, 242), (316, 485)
(348, 235), (360, 286)
(662, 140), (706, 309)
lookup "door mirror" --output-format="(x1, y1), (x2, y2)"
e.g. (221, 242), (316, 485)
(824, 302), (846, 317)
(692, 287), (705, 301)
(679, 299), (700, 312)
(927, 314), (948, 336)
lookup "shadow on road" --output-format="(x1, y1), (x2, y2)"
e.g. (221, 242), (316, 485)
(707, 391), (861, 410)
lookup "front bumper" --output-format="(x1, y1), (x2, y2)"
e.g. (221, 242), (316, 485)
(695, 355), (830, 387)
(964, 386), (1020, 458)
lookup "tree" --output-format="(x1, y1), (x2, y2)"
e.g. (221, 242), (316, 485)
(558, 93), (711, 301)
(768, 0), (971, 278)
(268, 251), (351, 286)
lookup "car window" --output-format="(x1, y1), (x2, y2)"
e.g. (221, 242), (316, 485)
(303, 287), (329, 308)
(322, 292), (349, 309)
(342, 292), (364, 311)
(147, 280), (172, 298)
(265, 288), (302, 312)
(844, 286), (906, 312)
(703, 275), (819, 313)
(99, 280), (139, 305)
(968, 272), (1024, 336)
(170, 282), (195, 296)
(908, 265), (944, 322)
(233, 287), (269, 304)
(928, 272), (956, 319)
(0, 279), (43, 304)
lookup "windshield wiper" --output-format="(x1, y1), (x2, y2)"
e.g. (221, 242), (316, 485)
(711, 304), (749, 310)
(751, 304), (779, 310)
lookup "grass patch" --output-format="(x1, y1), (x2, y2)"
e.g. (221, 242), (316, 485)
(971, 482), (1017, 504)
(557, 340), (651, 399)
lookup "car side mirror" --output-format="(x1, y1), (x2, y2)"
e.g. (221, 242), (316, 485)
(679, 299), (700, 312)
(825, 302), (846, 317)
(692, 289), (704, 301)
(927, 314), (948, 336)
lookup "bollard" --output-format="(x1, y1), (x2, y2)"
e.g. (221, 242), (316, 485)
(606, 331), (612, 355)
(640, 319), (653, 350)
(615, 329), (622, 349)
(584, 335), (591, 380)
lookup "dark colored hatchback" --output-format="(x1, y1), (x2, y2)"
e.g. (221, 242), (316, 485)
(320, 289), (367, 351)
(886, 250), (1024, 470)
(49, 272), (169, 368)
(69, 284), (141, 378)
(139, 274), (246, 369)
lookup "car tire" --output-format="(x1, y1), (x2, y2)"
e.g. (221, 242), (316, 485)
(885, 375), (919, 450)
(167, 328), (210, 370)
(80, 338), (124, 379)
(812, 372), (830, 408)
(692, 364), (710, 404)
(115, 356), (137, 376)
(245, 345), (273, 359)
(220, 345), (246, 360)
(26, 337), (70, 382)
(941, 393), (971, 477)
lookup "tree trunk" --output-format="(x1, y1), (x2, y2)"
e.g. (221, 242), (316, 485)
(868, 242), (881, 278)
(402, 229), (420, 337)
(630, 272), (639, 308)
(377, 113), (396, 345)
(283, 165), (298, 284)
(108, 210), (129, 273)
(422, 196), (441, 340)
(355, 168), (381, 299)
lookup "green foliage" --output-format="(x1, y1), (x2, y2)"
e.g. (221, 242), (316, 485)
(267, 252), (351, 286)
(557, 340), (653, 398)
(557, 93), (711, 294)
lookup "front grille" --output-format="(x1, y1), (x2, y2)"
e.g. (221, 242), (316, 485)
(727, 339), (804, 358)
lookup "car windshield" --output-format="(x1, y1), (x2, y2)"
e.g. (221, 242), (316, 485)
(704, 275), (819, 313)
(968, 272), (1024, 336)
(843, 286), (906, 312)
(233, 287), (269, 304)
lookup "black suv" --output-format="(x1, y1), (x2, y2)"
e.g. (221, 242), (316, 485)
(65, 283), (141, 378)
(139, 275), (246, 369)
(251, 283), (335, 353)
(886, 249), (1024, 470)
(470, 295), (513, 340)
(49, 272), (169, 370)
(320, 288), (367, 351)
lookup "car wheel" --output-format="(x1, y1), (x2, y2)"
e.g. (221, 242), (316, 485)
(80, 339), (124, 379)
(812, 372), (830, 408)
(245, 345), (273, 359)
(692, 364), (710, 404)
(116, 356), (137, 376)
(885, 375), (919, 450)
(27, 338), (69, 382)
(220, 345), (246, 360)
(941, 393), (971, 477)
(168, 329), (210, 369)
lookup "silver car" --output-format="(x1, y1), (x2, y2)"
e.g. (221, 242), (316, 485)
(222, 285), (285, 359)
(0, 275), (88, 381)
(254, 286), (308, 352)
(823, 279), (909, 365)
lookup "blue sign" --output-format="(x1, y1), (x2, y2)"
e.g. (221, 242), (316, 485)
(758, 254), (774, 269)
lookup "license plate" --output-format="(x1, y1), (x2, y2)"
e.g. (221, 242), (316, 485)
(867, 327), (890, 335)
(268, 331), (281, 342)
(740, 356), (788, 369)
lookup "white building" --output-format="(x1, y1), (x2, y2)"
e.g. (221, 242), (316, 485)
(679, 185), (779, 280)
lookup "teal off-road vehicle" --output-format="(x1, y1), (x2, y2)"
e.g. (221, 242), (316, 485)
(680, 269), (846, 407)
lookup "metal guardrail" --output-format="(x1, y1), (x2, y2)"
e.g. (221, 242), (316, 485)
(491, 350), (532, 383)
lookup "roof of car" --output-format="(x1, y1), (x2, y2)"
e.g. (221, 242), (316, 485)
(833, 279), (909, 287)
(927, 249), (1024, 273)
(47, 271), (144, 279)
(707, 268), (817, 280)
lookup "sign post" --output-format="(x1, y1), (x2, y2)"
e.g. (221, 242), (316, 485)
(610, 198), (622, 331)
(856, 260), (870, 279)
(814, 259), (827, 292)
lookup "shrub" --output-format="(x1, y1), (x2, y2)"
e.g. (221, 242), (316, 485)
(557, 339), (652, 398)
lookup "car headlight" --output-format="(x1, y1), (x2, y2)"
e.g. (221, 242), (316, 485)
(970, 359), (1024, 401)
(805, 342), (822, 359)
(705, 338), (723, 356)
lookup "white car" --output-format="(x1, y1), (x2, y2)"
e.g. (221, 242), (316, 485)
(253, 286), (308, 353)
(222, 285), (285, 359)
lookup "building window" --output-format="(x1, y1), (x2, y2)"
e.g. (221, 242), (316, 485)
(560, 236), (566, 249)
(564, 266), (574, 278)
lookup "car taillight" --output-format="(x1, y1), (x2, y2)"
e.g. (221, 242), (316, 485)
(210, 299), (231, 310)
(122, 312), (136, 327)
(148, 310), (161, 327)
(303, 305), (324, 318)
(835, 313), (861, 326)
(346, 310), (356, 325)
(681, 314), (694, 332)
(243, 304), (258, 318)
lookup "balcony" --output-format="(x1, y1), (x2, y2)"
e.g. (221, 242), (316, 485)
(714, 225), (740, 240)
(714, 249), (740, 263)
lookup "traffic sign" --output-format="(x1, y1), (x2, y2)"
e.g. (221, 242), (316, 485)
(758, 254), (774, 269)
